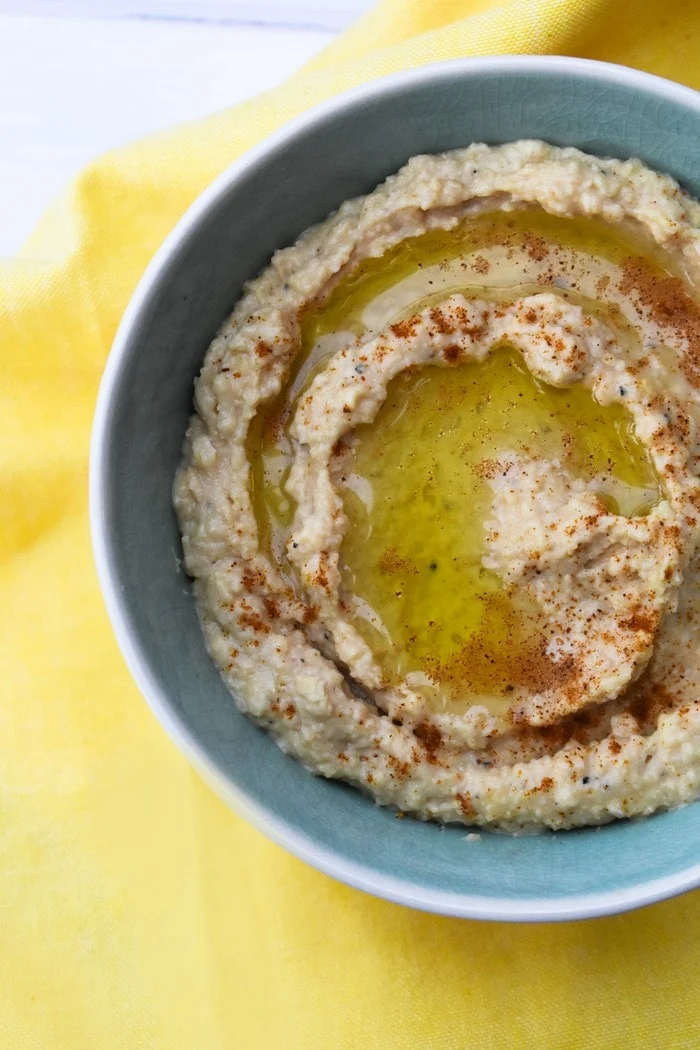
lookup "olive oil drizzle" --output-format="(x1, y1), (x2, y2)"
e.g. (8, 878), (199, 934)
(248, 209), (663, 715)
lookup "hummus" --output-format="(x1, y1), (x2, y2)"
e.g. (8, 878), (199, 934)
(174, 140), (700, 831)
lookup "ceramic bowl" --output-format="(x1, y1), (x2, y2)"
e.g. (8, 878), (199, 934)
(91, 56), (700, 921)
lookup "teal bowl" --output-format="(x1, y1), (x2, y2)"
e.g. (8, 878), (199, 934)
(90, 56), (700, 921)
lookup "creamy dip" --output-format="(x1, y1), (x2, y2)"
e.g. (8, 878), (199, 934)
(174, 141), (700, 830)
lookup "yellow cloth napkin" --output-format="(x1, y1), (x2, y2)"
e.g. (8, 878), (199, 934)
(4, 1), (700, 1046)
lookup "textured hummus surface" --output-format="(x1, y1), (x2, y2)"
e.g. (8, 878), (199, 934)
(174, 141), (700, 830)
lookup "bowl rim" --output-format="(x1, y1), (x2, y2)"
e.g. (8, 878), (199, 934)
(90, 53), (700, 922)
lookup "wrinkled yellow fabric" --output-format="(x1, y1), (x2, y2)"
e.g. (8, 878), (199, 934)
(3, 1), (700, 1046)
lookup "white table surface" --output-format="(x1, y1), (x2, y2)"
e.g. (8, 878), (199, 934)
(0, 5), (375, 256)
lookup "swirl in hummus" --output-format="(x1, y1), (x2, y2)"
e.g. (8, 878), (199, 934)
(174, 141), (700, 831)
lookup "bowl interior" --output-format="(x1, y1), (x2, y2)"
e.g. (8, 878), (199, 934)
(95, 59), (700, 917)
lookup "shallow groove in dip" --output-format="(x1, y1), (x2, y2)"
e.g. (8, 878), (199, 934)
(338, 347), (659, 716)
